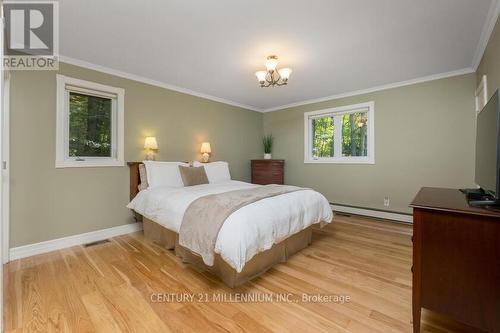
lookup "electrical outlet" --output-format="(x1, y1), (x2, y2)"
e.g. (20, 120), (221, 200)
(384, 197), (390, 207)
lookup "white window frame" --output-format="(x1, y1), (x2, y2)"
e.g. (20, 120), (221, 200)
(304, 101), (375, 164)
(56, 75), (124, 168)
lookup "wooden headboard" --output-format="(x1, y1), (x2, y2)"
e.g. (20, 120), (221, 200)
(128, 161), (191, 200)
(127, 161), (142, 200)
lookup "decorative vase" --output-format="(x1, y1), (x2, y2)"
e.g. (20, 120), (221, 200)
(264, 153), (272, 160)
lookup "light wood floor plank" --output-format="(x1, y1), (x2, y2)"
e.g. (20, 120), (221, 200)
(4, 215), (482, 332)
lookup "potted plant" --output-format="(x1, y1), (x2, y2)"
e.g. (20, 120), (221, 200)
(262, 134), (274, 159)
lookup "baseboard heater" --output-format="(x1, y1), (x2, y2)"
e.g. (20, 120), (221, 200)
(329, 202), (413, 223)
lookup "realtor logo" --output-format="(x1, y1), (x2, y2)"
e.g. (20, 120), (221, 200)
(2, 1), (59, 70)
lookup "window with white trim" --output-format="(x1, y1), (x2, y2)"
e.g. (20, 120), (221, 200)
(304, 102), (375, 164)
(56, 75), (124, 168)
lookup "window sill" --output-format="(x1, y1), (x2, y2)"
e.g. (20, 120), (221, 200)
(55, 159), (125, 168)
(304, 158), (375, 165)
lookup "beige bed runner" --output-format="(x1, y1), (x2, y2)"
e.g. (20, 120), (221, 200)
(179, 184), (306, 266)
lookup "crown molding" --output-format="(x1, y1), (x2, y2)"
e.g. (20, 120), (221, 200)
(472, 0), (500, 70)
(263, 67), (475, 112)
(57, 4), (496, 114)
(59, 57), (476, 114)
(58, 55), (264, 112)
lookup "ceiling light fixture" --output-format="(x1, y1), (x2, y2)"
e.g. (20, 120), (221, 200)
(255, 55), (292, 88)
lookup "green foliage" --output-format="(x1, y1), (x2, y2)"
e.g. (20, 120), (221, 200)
(262, 134), (274, 154)
(69, 92), (112, 157)
(312, 116), (334, 157)
(341, 112), (367, 157)
(312, 112), (368, 158)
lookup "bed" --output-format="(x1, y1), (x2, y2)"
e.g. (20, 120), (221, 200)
(127, 161), (333, 287)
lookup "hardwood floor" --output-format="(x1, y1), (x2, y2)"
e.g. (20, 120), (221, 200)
(3, 215), (483, 333)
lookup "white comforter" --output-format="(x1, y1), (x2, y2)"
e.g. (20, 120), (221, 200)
(127, 181), (333, 272)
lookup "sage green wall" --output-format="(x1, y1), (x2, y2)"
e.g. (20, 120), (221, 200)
(10, 63), (263, 247)
(263, 74), (477, 213)
(477, 16), (499, 99)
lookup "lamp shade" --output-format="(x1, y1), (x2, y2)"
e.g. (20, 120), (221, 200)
(265, 56), (279, 72)
(255, 71), (267, 83)
(278, 67), (292, 80)
(200, 142), (211, 154)
(144, 136), (158, 149)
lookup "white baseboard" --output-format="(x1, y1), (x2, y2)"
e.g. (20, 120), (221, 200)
(8, 206), (410, 260)
(9, 222), (143, 261)
(331, 204), (413, 223)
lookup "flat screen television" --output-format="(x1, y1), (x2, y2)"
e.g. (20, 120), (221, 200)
(472, 89), (500, 205)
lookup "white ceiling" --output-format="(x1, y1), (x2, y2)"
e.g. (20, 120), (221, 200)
(59, 0), (497, 111)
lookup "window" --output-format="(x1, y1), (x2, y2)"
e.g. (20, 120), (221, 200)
(304, 102), (374, 164)
(56, 75), (124, 168)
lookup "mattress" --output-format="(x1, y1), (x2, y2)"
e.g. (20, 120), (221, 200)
(127, 180), (333, 272)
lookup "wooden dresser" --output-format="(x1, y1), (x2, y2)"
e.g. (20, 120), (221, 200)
(410, 187), (500, 333)
(251, 159), (284, 185)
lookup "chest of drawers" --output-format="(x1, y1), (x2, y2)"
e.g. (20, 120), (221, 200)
(251, 160), (284, 185)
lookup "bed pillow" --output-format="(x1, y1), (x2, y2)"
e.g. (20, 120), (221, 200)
(192, 161), (231, 183)
(179, 165), (209, 186)
(143, 161), (189, 188)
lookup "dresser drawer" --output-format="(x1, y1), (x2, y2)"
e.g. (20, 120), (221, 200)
(252, 162), (283, 169)
(251, 160), (284, 185)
